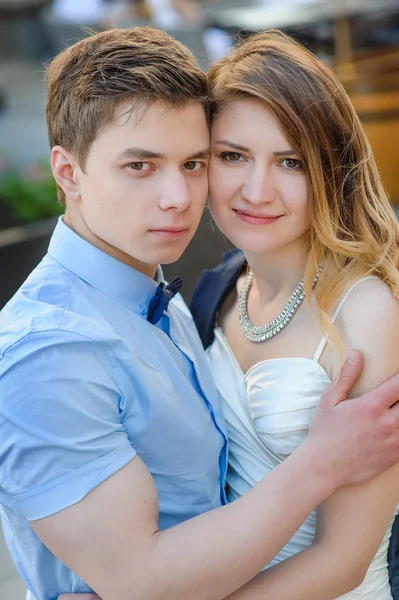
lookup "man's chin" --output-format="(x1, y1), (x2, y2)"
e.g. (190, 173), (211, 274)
(152, 235), (194, 266)
(156, 246), (188, 266)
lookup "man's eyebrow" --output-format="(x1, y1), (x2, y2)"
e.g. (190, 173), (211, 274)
(118, 147), (165, 161)
(117, 147), (211, 162)
(215, 140), (297, 157)
(185, 148), (211, 161)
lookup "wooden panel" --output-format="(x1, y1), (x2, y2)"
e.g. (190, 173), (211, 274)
(361, 117), (399, 203)
(350, 91), (399, 114)
(347, 91), (399, 203)
(333, 48), (399, 204)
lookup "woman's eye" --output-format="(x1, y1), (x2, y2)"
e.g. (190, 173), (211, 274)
(220, 152), (244, 163)
(183, 161), (203, 171)
(281, 158), (303, 170)
(128, 162), (151, 171)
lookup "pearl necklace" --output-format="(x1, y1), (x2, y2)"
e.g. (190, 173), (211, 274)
(238, 260), (324, 343)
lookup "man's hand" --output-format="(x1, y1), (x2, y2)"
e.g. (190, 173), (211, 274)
(308, 349), (399, 488)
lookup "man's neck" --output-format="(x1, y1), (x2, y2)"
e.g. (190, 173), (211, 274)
(63, 210), (157, 279)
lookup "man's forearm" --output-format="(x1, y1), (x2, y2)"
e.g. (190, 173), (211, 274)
(126, 441), (335, 600)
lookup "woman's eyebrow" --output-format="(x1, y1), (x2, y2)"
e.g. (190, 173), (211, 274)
(214, 141), (297, 157)
(214, 140), (249, 152)
(273, 150), (297, 157)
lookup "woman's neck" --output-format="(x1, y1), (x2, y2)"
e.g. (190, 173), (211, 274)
(244, 241), (309, 305)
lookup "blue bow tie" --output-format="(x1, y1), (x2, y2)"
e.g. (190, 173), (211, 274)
(147, 276), (183, 324)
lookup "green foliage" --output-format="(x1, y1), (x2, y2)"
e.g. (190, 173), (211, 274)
(0, 160), (63, 224)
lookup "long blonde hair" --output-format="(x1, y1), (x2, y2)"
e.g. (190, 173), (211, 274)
(208, 30), (399, 350)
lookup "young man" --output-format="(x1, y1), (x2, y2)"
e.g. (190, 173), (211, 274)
(1, 27), (399, 600)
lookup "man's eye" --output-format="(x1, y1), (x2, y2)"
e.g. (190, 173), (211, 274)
(184, 161), (203, 171)
(220, 152), (244, 163)
(281, 158), (303, 170)
(128, 162), (151, 171)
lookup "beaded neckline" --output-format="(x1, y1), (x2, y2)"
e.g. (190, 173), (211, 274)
(238, 260), (324, 343)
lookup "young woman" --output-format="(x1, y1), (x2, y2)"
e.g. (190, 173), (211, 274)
(191, 30), (399, 599)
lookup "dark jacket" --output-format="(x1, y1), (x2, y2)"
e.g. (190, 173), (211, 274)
(189, 249), (399, 598)
(190, 248), (246, 350)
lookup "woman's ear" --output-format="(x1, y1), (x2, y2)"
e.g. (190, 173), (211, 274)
(51, 146), (81, 202)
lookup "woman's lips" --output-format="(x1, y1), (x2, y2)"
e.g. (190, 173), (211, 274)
(234, 209), (282, 225)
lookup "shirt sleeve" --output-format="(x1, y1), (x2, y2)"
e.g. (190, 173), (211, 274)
(0, 330), (136, 521)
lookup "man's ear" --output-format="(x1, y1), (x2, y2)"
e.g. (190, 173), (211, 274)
(51, 146), (81, 201)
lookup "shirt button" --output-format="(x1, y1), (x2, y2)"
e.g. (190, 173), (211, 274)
(139, 305), (147, 315)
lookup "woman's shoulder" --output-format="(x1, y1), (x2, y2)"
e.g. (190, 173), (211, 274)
(190, 249), (246, 349)
(336, 276), (398, 327)
(333, 276), (399, 390)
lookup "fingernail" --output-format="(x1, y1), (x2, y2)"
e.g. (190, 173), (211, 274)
(347, 350), (356, 364)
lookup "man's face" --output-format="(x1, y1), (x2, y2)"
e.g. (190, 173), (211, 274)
(67, 100), (210, 276)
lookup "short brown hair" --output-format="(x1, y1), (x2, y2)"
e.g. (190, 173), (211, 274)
(46, 27), (208, 203)
(208, 30), (399, 352)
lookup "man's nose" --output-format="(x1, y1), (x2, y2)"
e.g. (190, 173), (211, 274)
(158, 171), (191, 211)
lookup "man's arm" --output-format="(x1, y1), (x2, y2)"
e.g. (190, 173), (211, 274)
(39, 444), (332, 600)
(37, 352), (399, 600)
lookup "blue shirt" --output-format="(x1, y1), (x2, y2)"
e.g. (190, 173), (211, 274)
(0, 218), (228, 600)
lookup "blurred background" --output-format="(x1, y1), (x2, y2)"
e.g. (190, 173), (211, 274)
(0, 0), (398, 596)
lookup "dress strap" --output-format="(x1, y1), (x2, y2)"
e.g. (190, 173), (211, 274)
(313, 276), (379, 363)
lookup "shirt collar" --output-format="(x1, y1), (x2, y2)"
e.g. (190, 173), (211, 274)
(48, 217), (164, 315)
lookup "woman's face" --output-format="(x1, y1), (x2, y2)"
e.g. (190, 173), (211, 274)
(208, 96), (311, 257)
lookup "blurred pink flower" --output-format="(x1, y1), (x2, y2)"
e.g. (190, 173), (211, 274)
(25, 163), (45, 181)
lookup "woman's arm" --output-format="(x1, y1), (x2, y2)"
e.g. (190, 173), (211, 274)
(222, 279), (399, 600)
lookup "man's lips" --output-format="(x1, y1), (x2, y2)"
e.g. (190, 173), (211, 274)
(150, 226), (189, 233)
(149, 226), (190, 240)
(233, 209), (283, 225)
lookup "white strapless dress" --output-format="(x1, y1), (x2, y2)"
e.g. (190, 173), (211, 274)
(207, 277), (398, 600)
